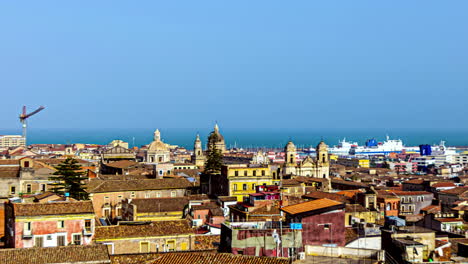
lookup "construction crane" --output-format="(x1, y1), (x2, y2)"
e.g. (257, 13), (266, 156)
(19, 105), (45, 146)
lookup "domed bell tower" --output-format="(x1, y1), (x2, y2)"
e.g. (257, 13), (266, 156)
(316, 141), (330, 178)
(193, 134), (205, 168)
(283, 141), (297, 175)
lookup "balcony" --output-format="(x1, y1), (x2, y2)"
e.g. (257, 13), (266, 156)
(23, 229), (32, 239)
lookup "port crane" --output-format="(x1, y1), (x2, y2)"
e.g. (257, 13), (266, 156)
(19, 105), (45, 146)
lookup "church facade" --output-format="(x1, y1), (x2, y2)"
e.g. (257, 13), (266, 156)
(283, 141), (330, 178)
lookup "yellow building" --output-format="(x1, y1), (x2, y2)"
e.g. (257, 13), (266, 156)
(121, 197), (187, 222)
(222, 165), (276, 202)
(336, 157), (370, 168)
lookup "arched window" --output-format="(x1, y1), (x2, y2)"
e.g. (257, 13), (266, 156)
(322, 154), (326, 163)
(290, 155), (294, 163)
(197, 151), (201, 155)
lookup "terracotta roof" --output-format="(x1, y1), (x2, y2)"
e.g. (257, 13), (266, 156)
(404, 179), (425, 184)
(12, 201), (94, 216)
(132, 197), (188, 213)
(0, 245), (110, 264)
(281, 198), (343, 215)
(302, 191), (348, 203)
(218, 196), (238, 202)
(435, 218), (464, 223)
(0, 160), (20, 165)
(104, 160), (138, 169)
(452, 205), (468, 211)
(94, 220), (194, 240)
(440, 187), (468, 195)
(87, 178), (192, 193)
(0, 167), (20, 178)
(421, 205), (441, 213)
(194, 235), (220, 250)
(380, 190), (432, 196)
(32, 191), (60, 201)
(431, 182), (456, 188)
(146, 252), (291, 264)
(337, 190), (362, 198)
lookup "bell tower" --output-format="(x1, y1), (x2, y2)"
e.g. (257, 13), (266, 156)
(283, 141), (297, 175)
(193, 134), (205, 167)
(316, 141), (330, 178)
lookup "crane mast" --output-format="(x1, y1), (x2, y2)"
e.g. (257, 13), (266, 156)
(19, 106), (45, 146)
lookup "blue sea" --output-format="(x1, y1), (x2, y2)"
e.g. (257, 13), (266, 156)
(1, 128), (467, 149)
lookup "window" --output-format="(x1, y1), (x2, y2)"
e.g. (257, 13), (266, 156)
(253, 170), (257, 176)
(252, 184), (255, 190)
(57, 235), (66, 246)
(290, 155), (294, 163)
(10, 186), (16, 195)
(103, 208), (111, 218)
(34, 236), (44, 247)
(118, 195), (123, 200)
(85, 219), (92, 232)
(244, 171), (248, 176)
(73, 234), (82, 245)
(24, 161), (30, 168)
(243, 184), (247, 191)
(171, 191), (176, 197)
(322, 154), (326, 163)
(26, 184), (32, 193)
(233, 184), (237, 191)
(166, 240), (176, 251)
(262, 183), (266, 186)
(58, 220), (65, 229)
(386, 203), (391, 211)
(158, 157), (163, 162)
(104, 196), (110, 203)
(40, 184), (46, 192)
(323, 224), (331, 230)
(145, 193), (150, 198)
(116, 206), (122, 217)
(131, 192), (136, 198)
(156, 192), (161, 198)
(262, 170), (265, 176)
(235, 171), (239, 176)
(24, 222), (31, 232)
(140, 241), (150, 253)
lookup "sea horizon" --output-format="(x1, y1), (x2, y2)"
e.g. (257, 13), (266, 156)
(1, 127), (467, 150)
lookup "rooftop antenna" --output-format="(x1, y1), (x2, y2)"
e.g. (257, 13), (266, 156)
(19, 105), (45, 146)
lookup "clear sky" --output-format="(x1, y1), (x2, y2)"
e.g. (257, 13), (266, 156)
(1, 1), (467, 131)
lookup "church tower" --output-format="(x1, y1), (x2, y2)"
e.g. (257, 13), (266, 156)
(316, 141), (330, 178)
(283, 141), (297, 175)
(193, 134), (205, 167)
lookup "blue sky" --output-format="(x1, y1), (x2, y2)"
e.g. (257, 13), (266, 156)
(1, 1), (467, 130)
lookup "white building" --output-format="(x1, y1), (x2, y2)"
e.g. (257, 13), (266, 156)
(0, 135), (25, 148)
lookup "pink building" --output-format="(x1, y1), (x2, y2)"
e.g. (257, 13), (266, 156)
(4, 201), (95, 248)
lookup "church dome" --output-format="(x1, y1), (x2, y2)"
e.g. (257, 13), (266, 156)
(147, 129), (169, 152)
(148, 140), (168, 152)
(209, 124), (224, 142)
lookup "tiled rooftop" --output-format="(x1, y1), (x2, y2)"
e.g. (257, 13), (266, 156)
(0, 245), (110, 264)
(95, 220), (194, 240)
(87, 178), (193, 193)
(12, 201), (94, 216)
(281, 198), (343, 215)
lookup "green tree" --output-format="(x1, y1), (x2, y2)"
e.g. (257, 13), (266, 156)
(203, 133), (223, 174)
(49, 157), (89, 200)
